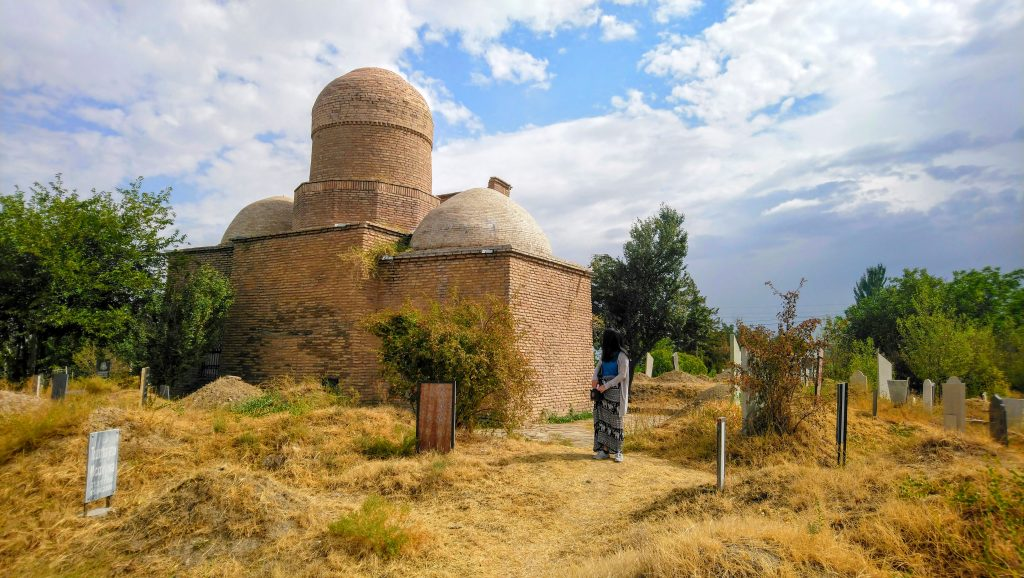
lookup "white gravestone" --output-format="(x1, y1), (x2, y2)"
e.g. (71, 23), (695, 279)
(922, 379), (935, 412)
(34, 374), (43, 397)
(730, 333), (742, 366)
(84, 429), (120, 515)
(888, 380), (909, 406)
(1003, 398), (1024, 430)
(942, 377), (966, 432)
(645, 353), (653, 378)
(740, 347), (749, 371)
(672, 352), (679, 372)
(850, 370), (868, 394)
(877, 353), (893, 400)
(139, 367), (150, 406)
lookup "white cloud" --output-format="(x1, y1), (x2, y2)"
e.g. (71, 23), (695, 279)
(763, 198), (822, 215)
(654, 0), (702, 23)
(479, 45), (552, 87)
(599, 15), (638, 41)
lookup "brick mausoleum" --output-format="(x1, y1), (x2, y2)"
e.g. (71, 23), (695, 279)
(171, 67), (592, 414)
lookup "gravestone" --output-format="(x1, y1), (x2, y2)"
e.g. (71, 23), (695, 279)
(877, 353), (893, 400)
(942, 376), (966, 432)
(990, 395), (1008, 445)
(730, 333), (742, 366)
(814, 348), (824, 396)
(922, 379), (935, 412)
(96, 360), (110, 379)
(417, 382), (455, 453)
(645, 353), (653, 378)
(740, 347), (749, 371)
(139, 367), (150, 406)
(981, 392), (988, 402)
(1003, 398), (1024, 430)
(850, 370), (868, 393)
(159, 385), (171, 399)
(888, 380), (909, 406)
(51, 372), (68, 401)
(672, 352), (679, 372)
(34, 374), (44, 397)
(84, 428), (120, 516)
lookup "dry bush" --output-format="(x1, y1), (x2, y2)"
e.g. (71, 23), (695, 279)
(0, 396), (99, 465)
(74, 375), (116, 394)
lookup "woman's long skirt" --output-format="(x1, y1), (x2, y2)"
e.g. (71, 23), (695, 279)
(593, 385), (624, 453)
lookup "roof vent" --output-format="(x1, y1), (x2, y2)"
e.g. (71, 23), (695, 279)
(488, 176), (512, 197)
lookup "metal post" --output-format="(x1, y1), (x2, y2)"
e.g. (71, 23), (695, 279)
(716, 417), (726, 491)
(836, 382), (848, 467)
(871, 383), (878, 417)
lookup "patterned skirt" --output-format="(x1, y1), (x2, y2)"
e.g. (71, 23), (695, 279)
(593, 384), (624, 453)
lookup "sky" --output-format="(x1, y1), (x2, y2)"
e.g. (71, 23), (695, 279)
(1, 0), (1022, 326)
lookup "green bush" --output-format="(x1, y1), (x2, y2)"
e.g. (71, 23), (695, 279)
(328, 495), (420, 559)
(364, 294), (536, 432)
(676, 352), (708, 375)
(649, 338), (707, 376)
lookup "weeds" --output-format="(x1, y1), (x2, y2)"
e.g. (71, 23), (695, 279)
(232, 392), (308, 417)
(0, 397), (97, 465)
(545, 408), (592, 423)
(357, 430), (417, 459)
(328, 495), (422, 559)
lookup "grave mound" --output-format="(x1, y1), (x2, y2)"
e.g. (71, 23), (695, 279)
(655, 370), (713, 386)
(695, 384), (734, 402)
(183, 376), (262, 409)
(0, 390), (46, 414)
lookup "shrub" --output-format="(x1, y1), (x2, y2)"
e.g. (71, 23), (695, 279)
(649, 338), (674, 376)
(739, 280), (823, 435)
(675, 352), (708, 376)
(364, 294), (536, 432)
(328, 495), (421, 559)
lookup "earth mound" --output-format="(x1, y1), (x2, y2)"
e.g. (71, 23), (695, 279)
(183, 376), (262, 409)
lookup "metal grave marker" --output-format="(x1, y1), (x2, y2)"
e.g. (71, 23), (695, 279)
(990, 395), (1008, 445)
(51, 372), (69, 401)
(84, 428), (121, 516)
(836, 382), (849, 466)
(96, 360), (111, 379)
(417, 382), (456, 453)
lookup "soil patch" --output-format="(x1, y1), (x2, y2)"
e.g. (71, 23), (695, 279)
(0, 390), (46, 414)
(183, 376), (262, 410)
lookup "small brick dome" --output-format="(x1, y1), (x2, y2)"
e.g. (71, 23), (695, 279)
(411, 187), (552, 255)
(311, 68), (433, 144)
(220, 196), (293, 244)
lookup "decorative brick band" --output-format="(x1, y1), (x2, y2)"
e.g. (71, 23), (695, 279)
(311, 120), (433, 147)
(295, 179), (435, 203)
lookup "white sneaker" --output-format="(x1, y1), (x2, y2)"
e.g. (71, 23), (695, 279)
(593, 450), (609, 460)
(614, 451), (623, 463)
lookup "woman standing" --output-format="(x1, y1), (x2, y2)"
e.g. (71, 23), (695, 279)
(592, 328), (629, 462)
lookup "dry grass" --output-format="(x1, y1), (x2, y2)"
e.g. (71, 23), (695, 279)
(0, 372), (1020, 577)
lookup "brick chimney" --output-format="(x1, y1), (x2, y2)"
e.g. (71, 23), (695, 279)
(488, 176), (512, 196)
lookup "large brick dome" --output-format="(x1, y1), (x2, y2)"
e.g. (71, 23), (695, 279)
(411, 187), (552, 256)
(307, 68), (433, 192)
(220, 196), (293, 244)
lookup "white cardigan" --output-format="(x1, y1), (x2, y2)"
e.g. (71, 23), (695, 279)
(592, 351), (630, 417)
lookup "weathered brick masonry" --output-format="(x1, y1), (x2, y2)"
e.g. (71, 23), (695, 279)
(167, 67), (592, 416)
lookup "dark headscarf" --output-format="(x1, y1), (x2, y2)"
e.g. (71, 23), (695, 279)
(601, 328), (622, 362)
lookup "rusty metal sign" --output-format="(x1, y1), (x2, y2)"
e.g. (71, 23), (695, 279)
(417, 382), (456, 453)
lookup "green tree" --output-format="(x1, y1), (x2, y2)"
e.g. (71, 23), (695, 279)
(946, 267), (1024, 332)
(854, 263), (887, 303)
(591, 205), (691, 386)
(148, 263), (234, 392)
(897, 312), (973, 385)
(0, 175), (183, 378)
(669, 272), (721, 367)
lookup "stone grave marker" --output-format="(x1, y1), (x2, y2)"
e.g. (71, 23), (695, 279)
(850, 370), (868, 393)
(990, 395), (1008, 445)
(814, 348), (824, 396)
(1003, 398), (1024, 430)
(672, 352), (679, 372)
(730, 333), (742, 366)
(922, 379), (935, 412)
(159, 385), (171, 399)
(96, 360), (111, 379)
(84, 428), (120, 516)
(139, 367), (150, 406)
(417, 382), (455, 453)
(34, 374), (44, 397)
(51, 372), (68, 401)
(942, 376), (966, 432)
(877, 353), (893, 400)
(740, 347), (749, 371)
(888, 380), (909, 406)
(645, 353), (653, 378)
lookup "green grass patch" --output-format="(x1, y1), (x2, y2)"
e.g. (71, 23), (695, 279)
(0, 397), (97, 465)
(356, 430), (417, 459)
(231, 392), (308, 417)
(328, 495), (420, 559)
(545, 408), (592, 423)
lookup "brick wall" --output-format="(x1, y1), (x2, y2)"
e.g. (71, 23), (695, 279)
(293, 179), (439, 233)
(309, 123), (431, 193)
(508, 255), (593, 415)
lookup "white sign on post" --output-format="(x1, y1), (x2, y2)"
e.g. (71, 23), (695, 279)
(84, 429), (120, 515)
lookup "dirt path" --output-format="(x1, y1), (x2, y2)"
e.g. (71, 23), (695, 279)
(519, 413), (671, 449)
